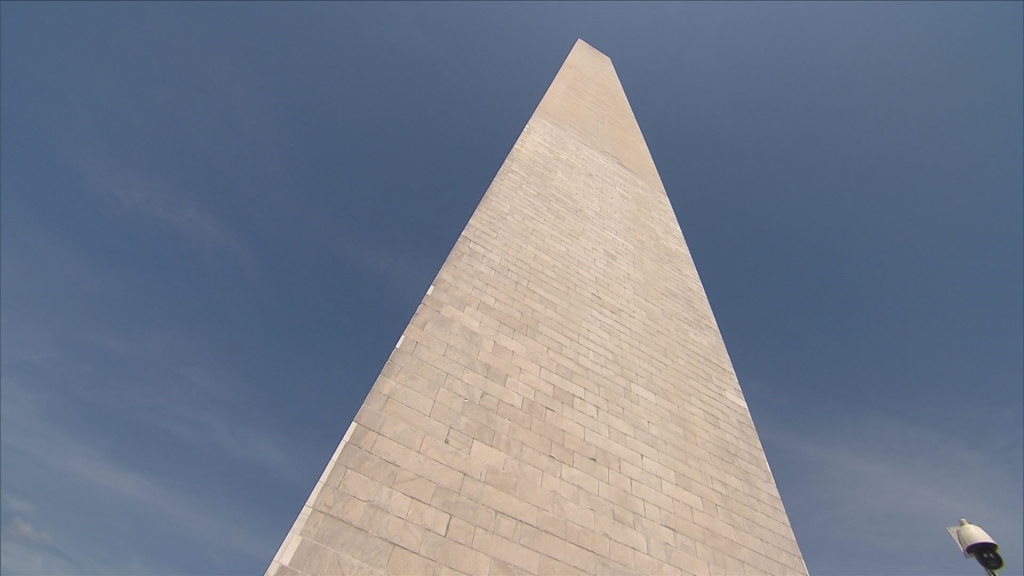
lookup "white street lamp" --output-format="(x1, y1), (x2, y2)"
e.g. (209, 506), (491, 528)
(948, 518), (1004, 576)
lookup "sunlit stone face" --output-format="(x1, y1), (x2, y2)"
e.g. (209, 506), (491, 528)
(268, 39), (807, 576)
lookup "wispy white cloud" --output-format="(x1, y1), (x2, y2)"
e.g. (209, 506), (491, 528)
(59, 148), (255, 272)
(1, 309), (310, 572)
(760, 408), (1023, 575)
(138, 372), (309, 485)
(0, 314), (94, 380)
(0, 493), (36, 515)
(0, 495), (87, 575)
(0, 215), (299, 573)
(0, 510), (170, 576)
(0, 537), (82, 576)
(99, 165), (248, 261)
(326, 225), (437, 297)
(3, 319), (308, 484)
(6, 517), (50, 544)
(0, 375), (274, 570)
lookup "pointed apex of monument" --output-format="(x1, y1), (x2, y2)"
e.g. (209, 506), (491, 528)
(570, 37), (611, 61)
(534, 37), (662, 188)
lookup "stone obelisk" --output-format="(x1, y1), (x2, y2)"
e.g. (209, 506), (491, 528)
(267, 39), (807, 576)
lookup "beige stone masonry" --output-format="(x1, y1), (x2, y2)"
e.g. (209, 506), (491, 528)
(268, 38), (806, 576)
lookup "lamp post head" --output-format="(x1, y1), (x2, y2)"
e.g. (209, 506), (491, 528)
(948, 519), (1003, 574)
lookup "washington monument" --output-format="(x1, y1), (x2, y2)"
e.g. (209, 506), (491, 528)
(267, 39), (807, 576)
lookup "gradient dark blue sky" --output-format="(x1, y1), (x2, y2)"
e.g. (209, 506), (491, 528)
(2, 3), (1021, 575)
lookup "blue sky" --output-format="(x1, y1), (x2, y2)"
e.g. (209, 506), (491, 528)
(1, 3), (1021, 575)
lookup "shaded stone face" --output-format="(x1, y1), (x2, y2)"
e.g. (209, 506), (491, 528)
(268, 39), (807, 576)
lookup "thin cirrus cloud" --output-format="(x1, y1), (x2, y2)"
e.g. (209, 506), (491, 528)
(0, 369), (279, 574)
(76, 160), (250, 266)
(1, 277), (305, 575)
(761, 409), (1023, 575)
(7, 517), (50, 544)
(1, 527), (81, 576)
(1, 312), (310, 486)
